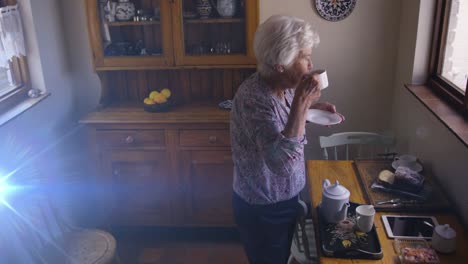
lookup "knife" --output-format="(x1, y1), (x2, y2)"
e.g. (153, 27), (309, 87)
(376, 199), (421, 205)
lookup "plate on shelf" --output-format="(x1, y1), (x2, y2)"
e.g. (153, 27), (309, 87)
(392, 160), (423, 173)
(143, 100), (172, 112)
(307, 109), (342, 125)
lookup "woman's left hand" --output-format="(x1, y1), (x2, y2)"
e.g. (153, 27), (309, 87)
(311, 102), (346, 122)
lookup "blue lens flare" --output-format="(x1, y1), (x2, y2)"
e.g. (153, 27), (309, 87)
(0, 180), (21, 205)
(0, 170), (35, 206)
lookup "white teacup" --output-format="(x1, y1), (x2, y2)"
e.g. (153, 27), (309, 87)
(395, 154), (418, 168)
(312, 69), (328, 90)
(356, 205), (375, 233)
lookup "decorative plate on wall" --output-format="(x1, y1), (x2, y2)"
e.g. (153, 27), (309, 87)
(315, 0), (357, 22)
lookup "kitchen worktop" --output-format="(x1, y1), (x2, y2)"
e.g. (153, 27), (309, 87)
(80, 102), (230, 125)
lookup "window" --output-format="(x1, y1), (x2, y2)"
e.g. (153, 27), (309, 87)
(430, 0), (468, 115)
(0, 57), (29, 114)
(0, 1), (30, 117)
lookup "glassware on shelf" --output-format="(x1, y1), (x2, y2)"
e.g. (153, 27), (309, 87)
(211, 41), (231, 54)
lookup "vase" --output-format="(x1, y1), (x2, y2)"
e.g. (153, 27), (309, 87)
(196, 0), (212, 19)
(211, 0), (237, 18)
(103, 1), (117, 22)
(115, 0), (135, 21)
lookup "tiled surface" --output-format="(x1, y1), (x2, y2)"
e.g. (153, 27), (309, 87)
(113, 228), (249, 264)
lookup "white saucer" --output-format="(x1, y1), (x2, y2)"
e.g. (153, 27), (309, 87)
(392, 160), (423, 172)
(307, 109), (342, 125)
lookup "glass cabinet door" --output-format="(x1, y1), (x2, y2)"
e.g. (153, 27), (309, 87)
(88, 0), (174, 69)
(172, 0), (257, 66)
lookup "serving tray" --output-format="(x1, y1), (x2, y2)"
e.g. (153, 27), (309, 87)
(317, 202), (383, 260)
(353, 160), (451, 212)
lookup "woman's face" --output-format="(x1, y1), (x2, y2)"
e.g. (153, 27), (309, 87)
(282, 48), (313, 87)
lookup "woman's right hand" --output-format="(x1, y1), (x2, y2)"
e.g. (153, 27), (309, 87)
(294, 75), (321, 109)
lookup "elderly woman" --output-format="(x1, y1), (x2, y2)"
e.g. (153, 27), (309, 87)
(231, 15), (341, 263)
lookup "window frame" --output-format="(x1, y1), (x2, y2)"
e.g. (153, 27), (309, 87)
(0, 53), (30, 116)
(0, 0), (31, 117)
(429, 0), (468, 116)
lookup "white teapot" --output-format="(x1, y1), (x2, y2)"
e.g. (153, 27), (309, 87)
(321, 179), (350, 223)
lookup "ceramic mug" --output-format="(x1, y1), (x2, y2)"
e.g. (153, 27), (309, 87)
(356, 205), (375, 233)
(394, 154), (417, 168)
(312, 69), (329, 90)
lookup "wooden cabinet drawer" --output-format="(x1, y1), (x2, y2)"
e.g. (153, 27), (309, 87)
(179, 130), (231, 147)
(96, 130), (165, 148)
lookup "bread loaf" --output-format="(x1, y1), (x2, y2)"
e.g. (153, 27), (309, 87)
(378, 170), (395, 184)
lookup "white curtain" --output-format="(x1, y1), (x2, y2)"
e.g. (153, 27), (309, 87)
(0, 4), (26, 68)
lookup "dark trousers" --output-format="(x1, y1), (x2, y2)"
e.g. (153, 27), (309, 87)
(232, 192), (302, 264)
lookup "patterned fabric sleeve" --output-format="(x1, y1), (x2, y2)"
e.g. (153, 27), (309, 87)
(243, 93), (306, 177)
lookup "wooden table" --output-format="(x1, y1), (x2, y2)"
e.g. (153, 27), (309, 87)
(306, 160), (468, 264)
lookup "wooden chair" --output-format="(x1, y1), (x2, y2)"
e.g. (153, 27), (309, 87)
(319, 132), (395, 160)
(288, 198), (318, 264)
(11, 195), (119, 264)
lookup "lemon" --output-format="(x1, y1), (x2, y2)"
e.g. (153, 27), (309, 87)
(149, 90), (160, 100)
(144, 98), (155, 105)
(153, 93), (167, 104)
(161, 88), (171, 98)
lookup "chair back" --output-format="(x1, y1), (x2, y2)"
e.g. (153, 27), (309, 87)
(319, 132), (394, 160)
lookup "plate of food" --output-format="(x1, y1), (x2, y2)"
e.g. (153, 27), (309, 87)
(378, 167), (425, 192)
(394, 238), (440, 264)
(372, 167), (429, 200)
(307, 109), (343, 125)
(143, 88), (172, 112)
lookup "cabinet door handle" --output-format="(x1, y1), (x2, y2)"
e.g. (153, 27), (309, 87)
(125, 135), (134, 144)
(208, 136), (217, 144)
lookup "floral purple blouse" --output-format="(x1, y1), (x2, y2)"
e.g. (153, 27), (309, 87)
(230, 72), (307, 205)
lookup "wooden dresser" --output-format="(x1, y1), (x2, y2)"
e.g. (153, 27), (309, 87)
(82, 0), (258, 227)
(81, 103), (235, 226)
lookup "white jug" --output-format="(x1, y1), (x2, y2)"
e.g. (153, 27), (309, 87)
(320, 179), (350, 223)
(210, 0), (237, 18)
(432, 224), (456, 253)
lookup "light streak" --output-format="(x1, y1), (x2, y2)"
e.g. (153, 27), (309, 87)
(0, 124), (85, 262)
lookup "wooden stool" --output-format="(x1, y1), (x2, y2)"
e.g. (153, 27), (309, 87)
(61, 229), (118, 264)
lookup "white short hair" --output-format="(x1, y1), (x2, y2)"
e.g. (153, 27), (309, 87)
(253, 15), (320, 78)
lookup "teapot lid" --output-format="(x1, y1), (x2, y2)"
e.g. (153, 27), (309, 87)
(324, 180), (349, 196)
(435, 224), (456, 239)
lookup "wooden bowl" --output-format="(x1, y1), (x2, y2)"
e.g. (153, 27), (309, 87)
(143, 100), (172, 112)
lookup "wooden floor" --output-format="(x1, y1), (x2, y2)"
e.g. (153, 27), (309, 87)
(113, 227), (249, 264)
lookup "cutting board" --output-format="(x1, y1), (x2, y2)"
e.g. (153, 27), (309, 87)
(353, 160), (451, 212)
